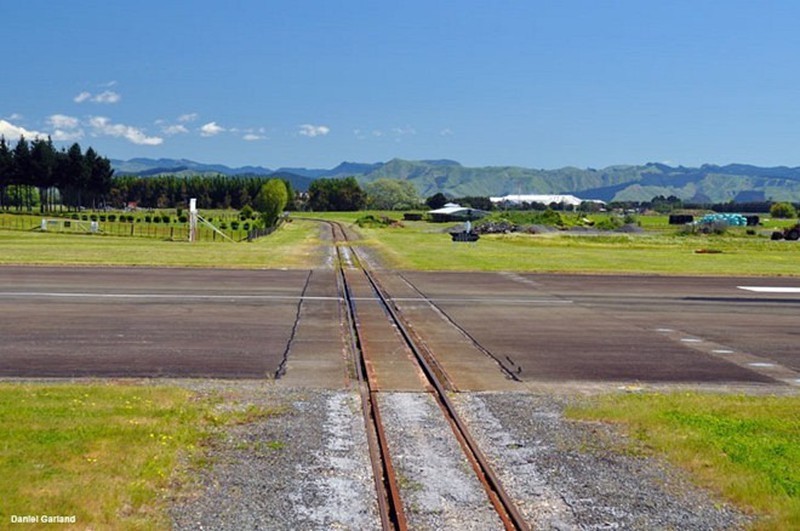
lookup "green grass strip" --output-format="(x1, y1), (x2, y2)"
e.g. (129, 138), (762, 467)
(567, 393), (800, 530)
(0, 219), (323, 269)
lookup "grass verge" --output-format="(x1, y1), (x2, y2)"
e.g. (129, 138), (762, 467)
(0, 382), (280, 530)
(314, 212), (800, 276)
(566, 392), (800, 530)
(0, 218), (322, 269)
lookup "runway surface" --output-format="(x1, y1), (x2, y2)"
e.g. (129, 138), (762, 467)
(1, 266), (797, 387)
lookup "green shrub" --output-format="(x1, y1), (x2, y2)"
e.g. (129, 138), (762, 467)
(595, 216), (622, 231)
(770, 202), (797, 219)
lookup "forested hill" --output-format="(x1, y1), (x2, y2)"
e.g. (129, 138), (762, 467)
(110, 158), (800, 202)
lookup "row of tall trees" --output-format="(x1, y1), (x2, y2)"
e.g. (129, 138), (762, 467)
(0, 136), (114, 212)
(110, 174), (296, 211)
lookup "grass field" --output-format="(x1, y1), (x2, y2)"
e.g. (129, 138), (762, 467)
(0, 383), (282, 530)
(0, 218), (323, 269)
(327, 214), (800, 276)
(567, 393), (800, 530)
(4, 209), (799, 275)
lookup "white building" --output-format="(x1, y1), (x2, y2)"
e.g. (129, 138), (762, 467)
(489, 194), (604, 208)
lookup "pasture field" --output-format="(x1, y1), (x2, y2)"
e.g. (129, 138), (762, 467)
(314, 212), (800, 276)
(0, 218), (322, 268)
(0, 382), (282, 530)
(568, 393), (800, 530)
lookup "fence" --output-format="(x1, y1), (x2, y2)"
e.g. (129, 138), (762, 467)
(0, 213), (258, 242)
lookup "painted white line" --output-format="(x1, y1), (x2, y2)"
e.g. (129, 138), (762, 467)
(388, 297), (573, 304)
(712, 349), (735, 354)
(654, 328), (674, 333)
(748, 362), (776, 368)
(738, 286), (800, 293)
(0, 292), (341, 301)
(680, 338), (702, 343)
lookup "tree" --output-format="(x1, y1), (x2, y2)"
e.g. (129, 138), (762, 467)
(308, 177), (365, 211)
(770, 202), (797, 219)
(425, 192), (448, 210)
(0, 137), (12, 209)
(254, 178), (289, 227)
(365, 178), (421, 210)
(30, 137), (56, 212)
(12, 136), (33, 210)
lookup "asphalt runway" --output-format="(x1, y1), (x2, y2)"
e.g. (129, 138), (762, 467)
(399, 272), (799, 385)
(1, 266), (797, 386)
(0, 267), (311, 378)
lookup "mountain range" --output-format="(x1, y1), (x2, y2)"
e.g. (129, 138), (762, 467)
(110, 157), (800, 203)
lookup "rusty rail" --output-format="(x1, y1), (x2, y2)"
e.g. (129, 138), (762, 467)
(330, 222), (407, 531)
(328, 219), (529, 531)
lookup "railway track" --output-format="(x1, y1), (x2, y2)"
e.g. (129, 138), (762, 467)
(327, 220), (529, 531)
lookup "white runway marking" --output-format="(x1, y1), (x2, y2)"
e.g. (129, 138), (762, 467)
(680, 338), (702, 343)
(712, 349), (735, 354)
(0, 291), (342, 301)
(748, 362), (776, 368)
(738, 286), (800, 293)
(386, 297), (573, 304)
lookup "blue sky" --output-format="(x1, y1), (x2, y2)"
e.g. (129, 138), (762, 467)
(3, 1), (800, 169)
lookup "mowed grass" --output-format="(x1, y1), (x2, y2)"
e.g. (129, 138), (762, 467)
(0, 218), (323, 269)
(321, 214), (800, 276)
(0, 383), (219, 529)
(567, 393), (800, 530)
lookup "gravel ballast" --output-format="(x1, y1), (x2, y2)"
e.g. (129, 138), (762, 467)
(169, 382), (379, 530)
(452, 392), (753, 530)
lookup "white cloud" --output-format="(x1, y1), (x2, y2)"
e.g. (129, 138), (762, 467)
(200, 121), (225, 137)
(392, 125), (416, 136)
(299, 124), (330, 137)
(89, 116), (163, 145)
(178, 113), (199, 123)
(93, 90), (121, 104)
(74, 90), (121, 104)
(0, 119), (45, 139)
(162, 124), (189, 135)
(242, 133), (264, 141)
(48, 114), (80, 129)
(5, 113), (24, 121)
(47, 114), (84, 141)
(439, 128), (454, 136)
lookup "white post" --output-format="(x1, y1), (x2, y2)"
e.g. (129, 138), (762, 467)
(189, 198), (198, 243)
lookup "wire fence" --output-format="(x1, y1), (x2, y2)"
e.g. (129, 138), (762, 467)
(0, 213), (267, 242)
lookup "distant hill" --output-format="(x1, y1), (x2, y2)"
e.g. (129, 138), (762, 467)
(111, 158), (273, 176)
(109, 157), (800, 201)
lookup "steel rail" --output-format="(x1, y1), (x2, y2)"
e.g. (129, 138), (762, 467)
(329, 220), (530, 531)
(330, 222), (407, 531)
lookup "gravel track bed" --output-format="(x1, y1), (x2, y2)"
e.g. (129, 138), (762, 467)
(452, 392), (753, 530)
(378, 391), (503, 530)
(169, 381), (379, 530)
